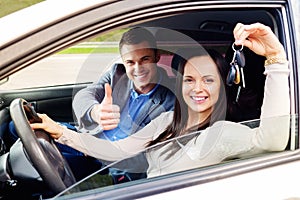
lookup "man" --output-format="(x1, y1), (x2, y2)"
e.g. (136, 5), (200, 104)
(73, 27), (175, 137)
(72, 27), (175, 182)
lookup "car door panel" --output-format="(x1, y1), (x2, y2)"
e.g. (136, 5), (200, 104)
(0, 84), (87, 123)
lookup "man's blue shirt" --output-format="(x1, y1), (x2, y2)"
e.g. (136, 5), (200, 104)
(99, 76), (161, 141)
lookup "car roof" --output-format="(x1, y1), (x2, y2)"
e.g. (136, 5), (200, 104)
(0, 0), (109, 47)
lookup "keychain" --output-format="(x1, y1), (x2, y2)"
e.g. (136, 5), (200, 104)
(226, 43), (245, 102)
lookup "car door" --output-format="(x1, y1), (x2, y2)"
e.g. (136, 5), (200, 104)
(1, 0), (299, 199)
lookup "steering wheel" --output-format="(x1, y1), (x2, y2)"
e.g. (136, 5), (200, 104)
(9, 98), (76, 194)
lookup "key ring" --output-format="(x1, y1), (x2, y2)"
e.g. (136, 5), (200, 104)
(232, 43), (243, 52)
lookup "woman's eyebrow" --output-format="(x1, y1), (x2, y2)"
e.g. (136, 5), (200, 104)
(202, 74), (216, 78)
(183, 74), (215, 78)
(183, 75), (194, 78)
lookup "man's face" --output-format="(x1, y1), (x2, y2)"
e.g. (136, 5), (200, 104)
(121, 41), (159, 94)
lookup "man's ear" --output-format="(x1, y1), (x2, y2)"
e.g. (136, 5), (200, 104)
(155, 51), (161, 63)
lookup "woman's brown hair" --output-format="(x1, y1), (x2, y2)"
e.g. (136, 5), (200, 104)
(147, 48), (228, 148)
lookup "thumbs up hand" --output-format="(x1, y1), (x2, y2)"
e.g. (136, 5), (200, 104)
(91, 83), (120, 130)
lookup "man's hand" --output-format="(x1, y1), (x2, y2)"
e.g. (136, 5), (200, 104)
(91, 83), (120, 130)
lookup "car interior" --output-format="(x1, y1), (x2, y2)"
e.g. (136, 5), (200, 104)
(0, 6), (292, 199)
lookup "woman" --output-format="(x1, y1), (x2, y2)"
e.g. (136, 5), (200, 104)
(31, 22), (290, 177)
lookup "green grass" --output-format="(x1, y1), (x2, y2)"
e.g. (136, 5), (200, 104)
(58, 47), (119, 54)
(0, 0), (44, 18)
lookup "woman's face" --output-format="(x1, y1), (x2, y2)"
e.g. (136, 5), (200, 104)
(182, 55), (221, 118)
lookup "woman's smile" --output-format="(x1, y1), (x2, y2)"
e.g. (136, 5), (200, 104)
(190, 95), (208, 103)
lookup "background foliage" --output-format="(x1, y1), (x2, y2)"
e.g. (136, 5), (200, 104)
(0, 0), (44, 18)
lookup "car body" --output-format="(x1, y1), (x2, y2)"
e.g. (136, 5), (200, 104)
(0, 0), (300, 199)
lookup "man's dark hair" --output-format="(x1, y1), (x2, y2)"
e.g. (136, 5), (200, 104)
(119, 27), (157, 53)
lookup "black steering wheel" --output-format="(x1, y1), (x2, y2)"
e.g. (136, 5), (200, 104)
(9, 98), (76, 194)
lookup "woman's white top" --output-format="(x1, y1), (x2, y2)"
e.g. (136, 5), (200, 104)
(58, 62), (290, 177)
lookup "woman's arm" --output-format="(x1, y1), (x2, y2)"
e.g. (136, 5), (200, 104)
(31, 111), (173, 161)
(255, 62), (290, 151)
(58, 128), (149, 161)
(234, 23), (290, 151)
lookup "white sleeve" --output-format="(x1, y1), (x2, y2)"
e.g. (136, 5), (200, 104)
(56, 111), (173, 161)
(253, 62), (290, 151)
(260, 62), (290, 118)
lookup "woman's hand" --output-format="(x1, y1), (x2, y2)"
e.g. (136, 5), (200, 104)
(233, 22), (286, 58)
(30, 113), (64, 139)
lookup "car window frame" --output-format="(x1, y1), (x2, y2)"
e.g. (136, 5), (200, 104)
(50, 2), (299, 199)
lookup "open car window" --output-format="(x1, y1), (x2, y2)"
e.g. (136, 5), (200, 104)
(0, 30), (125, 90)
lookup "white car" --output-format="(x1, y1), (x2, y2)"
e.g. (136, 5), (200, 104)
(0, 0), (299, 199)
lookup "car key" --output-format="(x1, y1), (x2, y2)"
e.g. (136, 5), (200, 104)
(226, 46), (239, 86)
(231, 44), (245, 102)
(235, 50), (244, 102)
(226, 63), (237, 86)
(235, 85), (241, 102)
(234, 46), (246, 88)
(233, 63), (240, 84)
